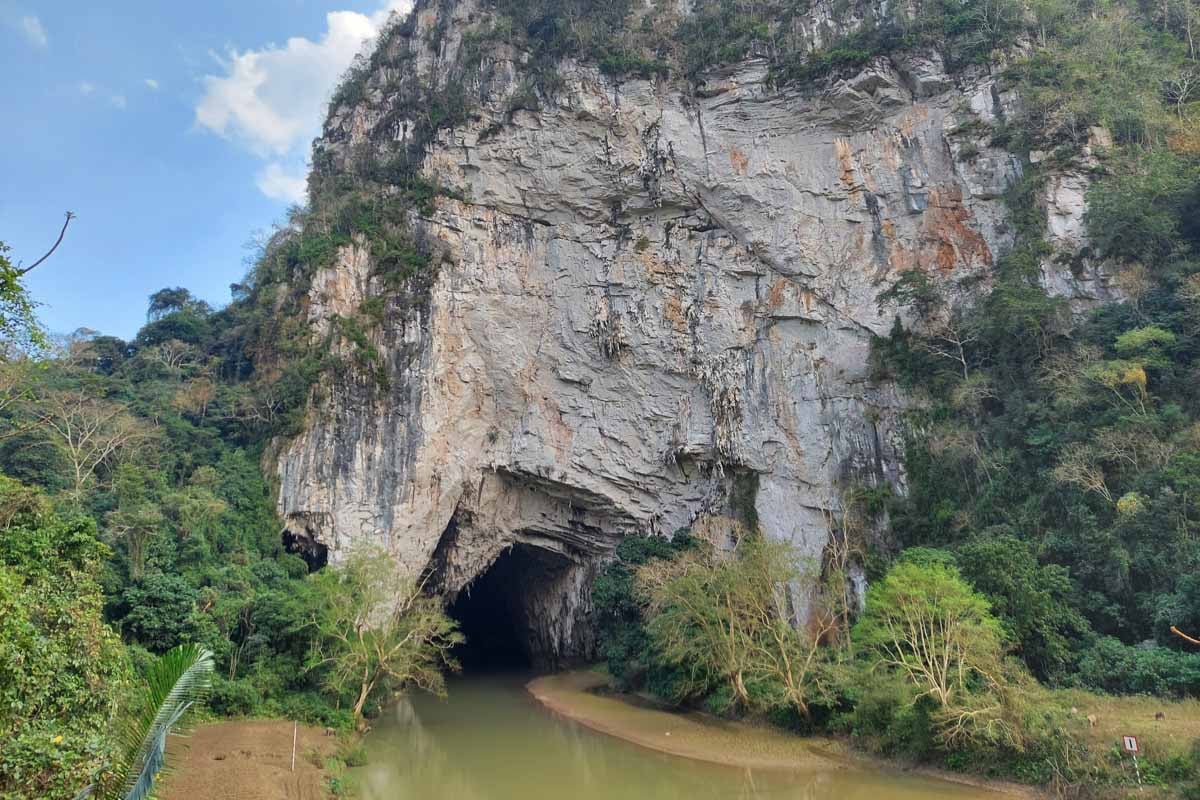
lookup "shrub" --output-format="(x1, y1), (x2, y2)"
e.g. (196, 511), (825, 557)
(592, 533), (691, 690)
(268, 691), (353, 730)
(1072, 637), (1200, 697)
(339, 742), (368, 767)
(209, 676), (263, 717)
(638, 529), (841, 717)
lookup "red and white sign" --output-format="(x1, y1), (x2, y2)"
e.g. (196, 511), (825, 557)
(1122, 735), (1140, 754)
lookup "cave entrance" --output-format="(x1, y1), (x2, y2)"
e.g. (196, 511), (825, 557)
(448, 543), (573, 673)
(282, 529), (328, 573)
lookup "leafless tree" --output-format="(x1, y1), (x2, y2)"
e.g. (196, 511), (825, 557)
(231, 386), (286, 429)
(918, 313), (978, 381)
(965, 0), (1022, 53)
(1052, 442), (1114, 504)
(173, 378), (217, 420)
(1164, 67), (1199, 118)
(150, 339), (197, 375)
(1186, 0), (1199, 60)
(32, 388), (154, 500)
(1094, 425), (1175, 473)
(1115, 264), (1153, 318)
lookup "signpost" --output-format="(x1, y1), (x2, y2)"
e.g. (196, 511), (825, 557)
(1123, 735), (1142, 789)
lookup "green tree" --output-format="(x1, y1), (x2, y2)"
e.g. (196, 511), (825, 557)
(146, 287), (210, 321)
(853, 561), (1006, 707)
(0, 243), (45, 356)
(955, 534), (1089, 679)
(306, 547), (462, 719)
(592, 534), (692, 690)
(638, 524), (839, 716)
(1, 214), (73, 356)
(117, 574), (202, 652)
(0, 476), (130, 799)
(105, 464), (168, 580)
(1087, 150), (1198, 263)
(169, 481), (227, 547)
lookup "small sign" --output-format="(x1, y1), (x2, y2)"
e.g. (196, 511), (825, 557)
(1122, 735), (1140, 754)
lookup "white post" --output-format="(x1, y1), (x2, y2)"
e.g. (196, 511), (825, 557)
(291, 721), (298, 772)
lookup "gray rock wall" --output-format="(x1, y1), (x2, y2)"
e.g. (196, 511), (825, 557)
(275, 0), (1111, 664)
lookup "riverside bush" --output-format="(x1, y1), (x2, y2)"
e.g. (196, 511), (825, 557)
(1072, 637), (1200, 697)
(592, 533), (693, 690)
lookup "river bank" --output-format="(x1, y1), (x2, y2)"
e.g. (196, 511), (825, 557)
(354, 671), (1009, 799)
(159, 675), (1198, 799)
(527, 670), (1040, 798)
(159, 719), (339, 800)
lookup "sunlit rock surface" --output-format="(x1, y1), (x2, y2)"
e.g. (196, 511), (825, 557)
(275, 0), (1108, 665)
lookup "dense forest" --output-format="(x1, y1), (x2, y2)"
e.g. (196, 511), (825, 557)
(4, 0), (1200, 797)
(0, 271), (459, 793)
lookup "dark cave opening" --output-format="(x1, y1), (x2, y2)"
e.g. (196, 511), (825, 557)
(448, 543), (571, 673)
(281, 529), (329, 573)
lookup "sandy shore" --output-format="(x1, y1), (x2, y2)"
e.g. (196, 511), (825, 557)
(527, 670), (1040, 798)
(158, 719), (338, 800)
(528, 670), (850, 771)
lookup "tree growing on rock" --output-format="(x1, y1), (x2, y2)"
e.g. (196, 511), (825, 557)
(306, 547), (462, 720)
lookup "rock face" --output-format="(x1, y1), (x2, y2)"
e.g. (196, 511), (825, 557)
(274, 0), (1103, 667)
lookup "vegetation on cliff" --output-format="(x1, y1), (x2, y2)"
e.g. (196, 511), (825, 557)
(4, 0), (1200, 796)
(575, 0), (1200, 796)
(869, 0), (1200, 692)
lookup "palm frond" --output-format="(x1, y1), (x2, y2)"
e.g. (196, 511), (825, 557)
(110, 643), (214, 800)
(122, 701), (193, 800)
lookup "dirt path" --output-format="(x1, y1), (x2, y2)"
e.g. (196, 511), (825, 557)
(159, 719), (338, 800)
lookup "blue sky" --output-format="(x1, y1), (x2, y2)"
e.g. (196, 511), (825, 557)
(1, 0), (407, 339)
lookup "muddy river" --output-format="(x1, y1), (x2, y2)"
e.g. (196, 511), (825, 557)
(354, 673), (1012, 800)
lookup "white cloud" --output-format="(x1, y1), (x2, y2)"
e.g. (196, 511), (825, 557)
(256, 162), (309, 204)
(20, 15), (47, 48)
(78, 81), (131, 110)
(144, 78), (160, 90)
(195, 1), (410, 201)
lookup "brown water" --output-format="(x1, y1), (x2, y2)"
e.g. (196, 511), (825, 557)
(354, 674), (1007, 800)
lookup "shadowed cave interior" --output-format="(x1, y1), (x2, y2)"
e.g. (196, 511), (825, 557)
(282, 529), (329, 572)
(449, 542), (575, 673)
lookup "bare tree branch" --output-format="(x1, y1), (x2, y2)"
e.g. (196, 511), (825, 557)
(17, 211), (76, 276)
(1171, 625), (1200, 646)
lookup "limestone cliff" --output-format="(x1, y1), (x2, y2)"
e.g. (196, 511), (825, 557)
(274, 0), (1111, 666)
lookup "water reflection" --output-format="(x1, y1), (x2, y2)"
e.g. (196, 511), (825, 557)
(356, 674), (997, 800)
